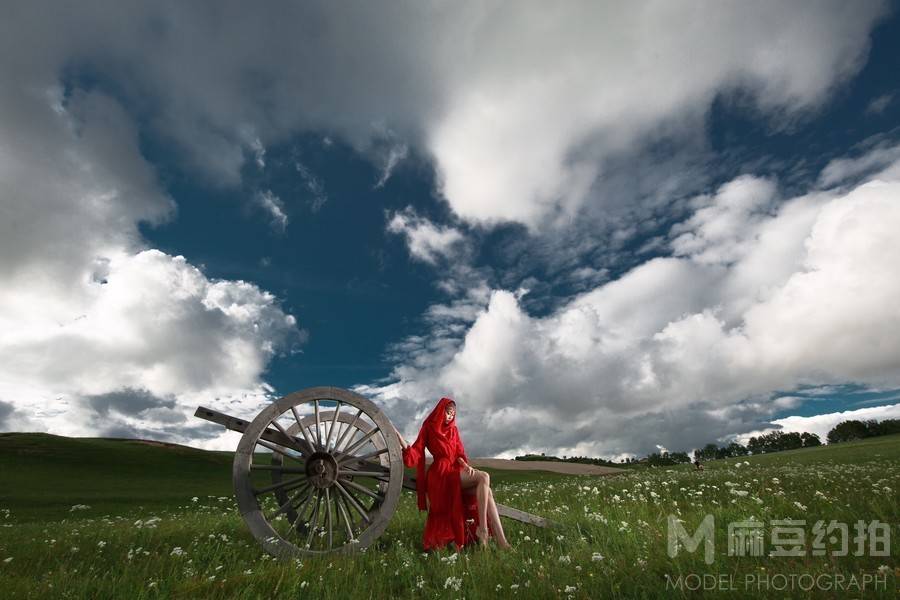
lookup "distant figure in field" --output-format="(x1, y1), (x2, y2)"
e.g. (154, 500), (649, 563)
(395, 397), (511, 551)
(693, 458), (704, 471)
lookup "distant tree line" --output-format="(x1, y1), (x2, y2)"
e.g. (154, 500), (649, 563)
(513, 451), (692, 467)
(513, 417), (899, 467)
(826, 419), (900, 443)
(696, 431), (822, 461)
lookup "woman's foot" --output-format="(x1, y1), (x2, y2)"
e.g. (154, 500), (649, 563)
(497, 539), (512, 550)
(476, 526), (490, 547)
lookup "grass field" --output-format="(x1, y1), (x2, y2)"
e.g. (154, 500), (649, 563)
(0, 432), (897, 598)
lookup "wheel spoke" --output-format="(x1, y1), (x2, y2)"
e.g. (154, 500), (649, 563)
(330, 421), (344, 454)
(307, 425), (323, 450)
(353, 447), (389, 463)
(291, 406), (318, 452)
(325, 487), (334, 549)
(338, 469), (388, 478)
(332, 408), (363, 453)
(336, 427), (381, 461)
(251, 464), (306, 474)
(325, 401), (342, 452)
(306, 489), (323, 548)
(254, 476), (307, 496)
(340, 477), (386, 502)
(338, 486), (359, 535)
(345, 484), (374, 517)
(335, 487), (355, 541)
(314, 399), (322, 449)
(334, 480), (371, 524)
(340, 457), (390, 473)
(289, 487), (318, 533)
(270, 418), (310, 457)
(256, 439), (305, 464)
(266, 482), (311, 521)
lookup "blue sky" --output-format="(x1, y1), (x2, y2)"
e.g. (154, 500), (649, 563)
(2, 1), (900, 458)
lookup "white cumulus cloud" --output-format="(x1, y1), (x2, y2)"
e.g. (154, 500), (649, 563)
(0, 51), (303, 448)
(387, 208), (466, 264)
(366, 162), (900, 458)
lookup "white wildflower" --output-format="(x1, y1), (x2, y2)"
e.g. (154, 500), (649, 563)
(444, 576), (462, 591)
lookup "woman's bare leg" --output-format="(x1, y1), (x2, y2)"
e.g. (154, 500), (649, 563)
(460, 469), (490, 545)
(485, 489), (511, 548)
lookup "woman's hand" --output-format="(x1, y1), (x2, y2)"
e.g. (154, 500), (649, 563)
(391, 424), (409, 449)
(458, 457), (474, 476)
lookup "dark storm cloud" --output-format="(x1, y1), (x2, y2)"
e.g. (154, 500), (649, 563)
(83, 387), (177, 417)
(0, 400), (15, 429)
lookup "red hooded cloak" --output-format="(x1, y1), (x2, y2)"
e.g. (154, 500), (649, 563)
(402, 397), (486, 551)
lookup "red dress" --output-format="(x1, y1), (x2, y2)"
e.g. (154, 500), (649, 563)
(402, 397), (488, 551)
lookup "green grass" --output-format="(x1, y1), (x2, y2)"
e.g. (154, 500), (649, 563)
(700, 434), (900, 469)
(0, 433), (897, 598)
(0, 433), (572, 522)
(0, 433), (236, 521)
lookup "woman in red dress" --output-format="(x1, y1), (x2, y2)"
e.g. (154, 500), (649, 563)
(397, 396), (511, 551)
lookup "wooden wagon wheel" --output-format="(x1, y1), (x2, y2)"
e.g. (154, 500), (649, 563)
(267, 410), (391, 533)
(233, 386), (403, 557)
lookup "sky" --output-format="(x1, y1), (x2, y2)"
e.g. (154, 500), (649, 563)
(2, 1), (900, 459)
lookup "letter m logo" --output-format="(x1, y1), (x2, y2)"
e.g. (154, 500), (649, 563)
(668, 514), (715, 564)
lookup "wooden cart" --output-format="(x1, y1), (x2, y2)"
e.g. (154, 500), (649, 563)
(195, 386), (552, 558)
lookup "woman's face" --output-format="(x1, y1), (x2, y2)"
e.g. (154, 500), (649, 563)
(444, 403), (456, 423)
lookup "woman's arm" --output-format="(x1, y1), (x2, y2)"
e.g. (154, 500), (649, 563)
(455, 435), (474, 475)
(401, 428), (426, 469)
(456, 435), (469, 464)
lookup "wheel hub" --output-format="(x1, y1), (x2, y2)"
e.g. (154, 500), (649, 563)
(305, 451), (338, 489)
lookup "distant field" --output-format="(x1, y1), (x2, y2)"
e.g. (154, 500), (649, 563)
(0, 433), (897, 598)
(700, 434), (900, 469)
